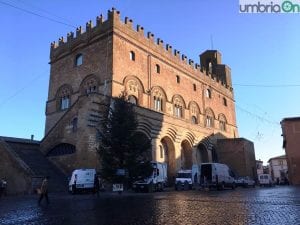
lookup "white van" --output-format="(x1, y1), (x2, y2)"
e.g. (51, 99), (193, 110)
(68, 169), (96, 193)
(175, 169), (193, 190)
(258, 174), (274, 187)
(200, 163), (236, 190)
(133, 162), (167, 192)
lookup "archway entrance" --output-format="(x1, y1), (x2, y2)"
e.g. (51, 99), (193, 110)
(181, 140), (192, 169)
(161, 136), (176, 185)
(196, 143), (209, 164)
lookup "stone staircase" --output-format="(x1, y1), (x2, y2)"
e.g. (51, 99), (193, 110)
(4, 138), (68, 193)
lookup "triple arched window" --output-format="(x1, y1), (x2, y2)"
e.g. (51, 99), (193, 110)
(56, 84), (72, 111)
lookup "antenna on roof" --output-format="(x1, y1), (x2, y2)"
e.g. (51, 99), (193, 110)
(210, 34), (214, 50)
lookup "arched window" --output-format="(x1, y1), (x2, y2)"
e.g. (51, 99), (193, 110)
(129, 51), (135, 61)
(220, 120), (226, 131)
(152, 87), (166, 113)
(75, 54), (83, 66)
(173, 95), (185, 118)
(57, 85), (72, 111)
(206, 88), (212, 98)
(61, 96), (70, 110)
(174, 104), (183, 118)
(205, 108), (215, 128)
(191, 116), (197, 124)
(128, 95), (137, 105)
(218, 114), (227, 131)
(80, 75), (99, 95)
(206, 116), (213, 127)
(193, 84), (197, 91)
(156, 64), (160, 74)
(154, 96), (163, 111)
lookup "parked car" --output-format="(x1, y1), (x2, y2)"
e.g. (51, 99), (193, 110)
(175, 170), (193, 190)
(200, 163), (236, 190)
(68, 168), (96, 194)
(258, 174), (274, 187)
(132, 162), (167, 192)
(236, 176), (255, 188)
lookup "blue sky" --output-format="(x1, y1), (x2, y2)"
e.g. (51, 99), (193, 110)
(0, 0), (299, 164)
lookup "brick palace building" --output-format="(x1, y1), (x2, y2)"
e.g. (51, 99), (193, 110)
(40, 8), (239, 180)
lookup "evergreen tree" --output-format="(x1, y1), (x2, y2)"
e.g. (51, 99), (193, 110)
(97, 94), (153, 185)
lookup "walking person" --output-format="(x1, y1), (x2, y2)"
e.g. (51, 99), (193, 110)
(38, 176), (49, 205)
(93, 174), (100, 197)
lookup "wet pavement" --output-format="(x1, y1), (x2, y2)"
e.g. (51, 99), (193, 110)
(0, 186), (300, 225)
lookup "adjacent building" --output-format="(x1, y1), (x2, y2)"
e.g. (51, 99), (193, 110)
(217, 138), (257, 179)
(41, 8), (239, 179)
(256, 159), (264, 177)
(267, 155), (288, 184)
(281, 117), (300, 185)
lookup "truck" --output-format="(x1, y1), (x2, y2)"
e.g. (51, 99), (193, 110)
(175, 169), (193, 190)
(258, 174), (274, 187)
(68, 168), (96, 194)
(132, 162), (167, 192)
(200, 163), (236, 190)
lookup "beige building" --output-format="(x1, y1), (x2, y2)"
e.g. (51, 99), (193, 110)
(256, 159), (264, 177)
(267, 155), (288, 184)
(41, 8), (238, 180)
(281, 117), (300, 185)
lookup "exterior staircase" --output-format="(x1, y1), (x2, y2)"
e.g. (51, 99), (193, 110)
(3, 137), (68, 193)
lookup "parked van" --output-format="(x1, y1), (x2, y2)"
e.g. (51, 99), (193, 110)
(133, 162), (167, 192)
(68, 169), (96, 194)
(175, 169), (193, 190)
(258, 174), (274, 187)
(200, 163), (236, 190)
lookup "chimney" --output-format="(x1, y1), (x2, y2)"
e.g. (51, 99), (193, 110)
(31, 135), (34, 141)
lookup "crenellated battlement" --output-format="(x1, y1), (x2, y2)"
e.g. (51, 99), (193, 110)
(50, 7), (232, 90)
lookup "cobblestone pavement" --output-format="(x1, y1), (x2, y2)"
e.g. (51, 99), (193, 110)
(0, 186), (299, 225)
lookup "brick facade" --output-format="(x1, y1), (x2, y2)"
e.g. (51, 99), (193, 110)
(41, 8), (239, 177)
(217, 138), (257, 179)
(281, 117), (300, 185)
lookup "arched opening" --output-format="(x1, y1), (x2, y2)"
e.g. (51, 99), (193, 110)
(196, 143), (209, 164)
(181, 140), (192, 169)
(47, 143), (76, 157)
(161, 136), (176, 185)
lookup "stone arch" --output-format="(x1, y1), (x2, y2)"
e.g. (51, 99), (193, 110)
(196, 143), (209, 164)
(136, 119), (153, 140)
(161, 136), (176, 185)
(181, 140), (193, 169)
(151, 86), (168, 112)
(79, 74), (100, 95)
(123, 75), (145, 105)
(196, 136), (214, 164)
